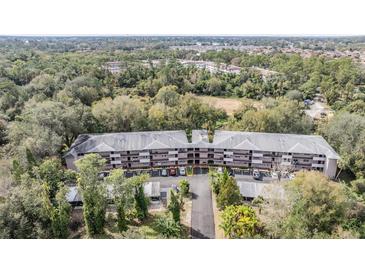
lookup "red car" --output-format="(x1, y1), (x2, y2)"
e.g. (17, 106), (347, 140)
(169, 168), (177, 176)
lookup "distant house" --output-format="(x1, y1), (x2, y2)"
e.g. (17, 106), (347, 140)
(103, 61), (123, 74)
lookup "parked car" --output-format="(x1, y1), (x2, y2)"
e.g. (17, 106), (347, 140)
(161, 169), (168, 177)
(217, 167), (223, 174)
(271, 172), (278, 179)
(169, 168), (177, 176)
(179, 167), (186, 176)
(253, 169), (263, 180)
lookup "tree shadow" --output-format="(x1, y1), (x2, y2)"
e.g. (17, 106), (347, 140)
(191, 192), (199, 200)
(191, 228), (211, 239)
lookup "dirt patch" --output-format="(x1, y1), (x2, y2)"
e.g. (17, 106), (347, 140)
(181, 195), (192, 238)
(198, 96), (263, 116)
(198, 96), (243, 116)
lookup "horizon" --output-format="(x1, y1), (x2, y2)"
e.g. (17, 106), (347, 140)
(2, 34), (365, 38)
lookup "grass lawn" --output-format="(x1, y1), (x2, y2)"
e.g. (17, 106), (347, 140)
(72, 211), (168, 239)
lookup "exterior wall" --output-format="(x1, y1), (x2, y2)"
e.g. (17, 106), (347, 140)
(324, 158), (338, 179)
(65, 155), (77, 170)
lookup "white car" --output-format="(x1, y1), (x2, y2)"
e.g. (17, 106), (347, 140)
(217, 167), (223, 174)
(161, 169), (168, 177)
(179, 167), (186, 176)
(253, 169), (263, 180)
(271, 172), (278, 179)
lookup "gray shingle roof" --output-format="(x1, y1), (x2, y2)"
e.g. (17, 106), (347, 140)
(65, 130), (189, 157)
(206, 130), (340, 159)
(65, 129), (339, 160)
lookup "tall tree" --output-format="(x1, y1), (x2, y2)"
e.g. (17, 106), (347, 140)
(75, 154), (108, 237)
(106, 169), (134, 232)
(168, 189), (182, 224)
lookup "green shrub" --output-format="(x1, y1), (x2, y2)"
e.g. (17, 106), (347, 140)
(179, 179), (190, 197)
(154, 216), (181, 238)
(220, 205), (262, 239)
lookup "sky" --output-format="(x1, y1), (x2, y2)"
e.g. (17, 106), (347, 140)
(0, 0), (364, 36)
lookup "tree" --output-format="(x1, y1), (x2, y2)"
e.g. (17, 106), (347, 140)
(168, 189), (182, 224)
(129, 174), (149, 221)
(318, 111), (365, 178)
(260, 171), (360, 238)
(106, 169), (134, 232)
(44, 184), (71, 239)
(229, 98), (312, 134)
(7, 99), (95, 162)
(1, 157), (73, 239)
(25, 73), (57, 98)
(35, 158), (76, 201)
(216, 173), (242, 210)
(0, 118), (7, 146)
(75, 154), (108, 237)
(285, 90), (303, 101)
(220, 205), (262, 239)
(210, 169), (242, 210)
(154, 85), (180, 107)
(91, 95), (148, 132)
(179, 179), (190, 197)
(0, 174), (51, 239)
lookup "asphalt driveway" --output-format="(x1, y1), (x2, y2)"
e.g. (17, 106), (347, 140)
(189, 176), (215, 239)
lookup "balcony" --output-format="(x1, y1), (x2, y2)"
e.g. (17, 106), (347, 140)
(140, 158), (150, 163)
(168, 150), (178, 155)
(139, 152), (150, 157)
(152, 155), (168, 160)
(178, 153), (188, 158)
(110, 160), (121, 165)
(251, 159), (263, 164)
(110, 153), (121, 158)
(313, 156), (325, 161)
(168, 157), (178, 161)
(312, 163), (325, 168)
(224, 158), (233, 162)
(252, 153), (263, 157)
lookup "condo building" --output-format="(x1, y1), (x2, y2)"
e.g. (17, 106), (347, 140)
(64, 130), (340, 179)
